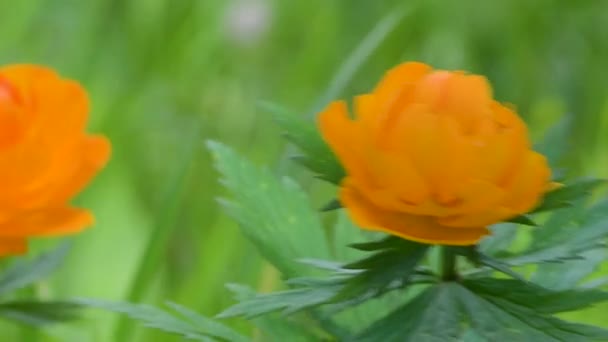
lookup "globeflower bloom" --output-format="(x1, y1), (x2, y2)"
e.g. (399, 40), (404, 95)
(0, 65), (110, 255)
(318, 62), (552, 245)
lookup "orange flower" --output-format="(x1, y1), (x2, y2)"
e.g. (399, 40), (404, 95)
(318, 62), (552, 245)
(0, 65), (110, 256)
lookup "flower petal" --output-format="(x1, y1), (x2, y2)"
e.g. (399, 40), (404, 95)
(373, 62), (432, 106)
(438, 207), (515, 227)
(318, 101), (375, 187)
(340, 184), (489, 246)
(0, 207), (93, 237)
(501, 151), (551, 213)
(50, 135), (111, 204)
(0, 238), (27, 256)
(396, 111), (474, 204)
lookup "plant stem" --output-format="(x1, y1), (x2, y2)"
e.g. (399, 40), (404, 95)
(440, 247), (458, 281)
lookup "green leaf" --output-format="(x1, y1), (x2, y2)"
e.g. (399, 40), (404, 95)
(348, 236), (406, 252)
(224, 284), (328, 342)
(505, 215), (537, 226)
(320, 198), (342, 212)
(355, 278), (608, 342)
(479, 223), (518, 255)
(218, 279), (342, 319)
(80, 299), (247, 342)
(531, 249), (606, 290)
(261, 102), (345, 184)
(462, 278), (608, 314)
(0, 242), (71, 296)
(355, 283), (463, 341)
(333, 238), (428, 302)
(454, 246), (526, 282)
(219, 236), (428, 322)
(457, 281), (608, 341)
(533, 178), (605, 213)
(506, 200), (608, 266)
(0, 301), (82, 326)
(208, 141), (330, 277)
(330, 211), (374, 262)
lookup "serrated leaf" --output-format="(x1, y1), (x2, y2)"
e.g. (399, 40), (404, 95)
(505, 215), (537, 226)
(330, 211), (377, 262)
(479, 223), (518, 255)
(355, 283), (463, 341)
(531, 249), (606, 290)
(348, 236), (404, 252)
(533, 178), (605, 214)
(218, 280), (342, 319)
(208, 141), (329, 277)
(220, 236), (428, 323)
(320, 198), (342, 212)
(224, 284), (328, 342)
(261, 102), (345, 184)
(0, 301), (82, 326)
(462, 278), (608, 314)
(80, 299), (247, 342)
(0, 242), (71, 296)
(504, 194), (608, 266)
(506, 206), (608, 266)
(454, 246), (527, 282)
(456, 283), (608, 342)
(333, 238), (428, 302)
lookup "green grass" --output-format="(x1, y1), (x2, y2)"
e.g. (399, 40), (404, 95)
(1, 0), (608, 340)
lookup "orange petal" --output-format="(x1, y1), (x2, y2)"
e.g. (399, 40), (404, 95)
(501, 151), (551, 213)
(0, 238), (28, 256)
(439, 207), (515, 227)
(373, 62), (432, 105)
(50, 135), (111, 204)
(474, 103), (530, 185)
(318, 101), (376, 186)
(0, 207), (93, 237)
(340, 184), (489, 246)
(396, 111), (474, 204)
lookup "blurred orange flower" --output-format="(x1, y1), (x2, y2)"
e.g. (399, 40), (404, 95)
(318, 62), (552, 245)
(0, 65), (110, 256)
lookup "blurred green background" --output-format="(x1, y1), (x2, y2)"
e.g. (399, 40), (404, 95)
(1, 0), (608, 341)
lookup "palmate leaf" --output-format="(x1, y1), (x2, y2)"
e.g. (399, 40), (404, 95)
(356, 278), (608, 342)
(218, 236), (429, 321)
(355, 283), (462, 341)
(0, 301), (82, 326)
(0, 242), (71, 296)
(333, 237), (428, 302)
(461, 278), (608, 315)
(533, 178), (605, 214)
(208, 141), (329, 277)
(80, 299), (247, 342)
(456, 284), (608, 342)
(262, 102), (345, 184)
(453, 246), (527, 282)
(222, 284), (328, 342)
(479, 223), (518, 256)
(506, 177), (605, 225)
(506, 196), (608, 266)
(531, 249), (606, 290)
(217, 279), (343, 319)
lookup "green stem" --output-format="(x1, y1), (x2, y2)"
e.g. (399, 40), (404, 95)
(440, 247), (458, 281)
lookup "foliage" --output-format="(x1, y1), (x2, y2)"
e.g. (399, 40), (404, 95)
(5, 1), (608, 341)
(0, 243), (83, 327)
